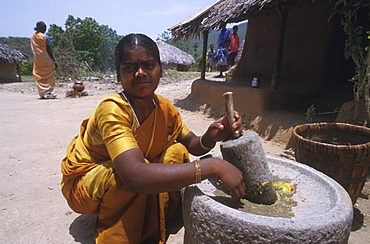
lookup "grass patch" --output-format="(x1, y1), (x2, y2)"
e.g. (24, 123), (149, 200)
(160, 71), (200, 84)
(20, 76), (35, 82)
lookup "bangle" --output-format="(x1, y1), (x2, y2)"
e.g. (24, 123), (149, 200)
(194, 159), (202, 184)
(200, 135), (213, 151)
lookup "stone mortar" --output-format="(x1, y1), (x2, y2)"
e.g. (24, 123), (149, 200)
(220, 131), (277, 204)
(182, 155), (353, 244)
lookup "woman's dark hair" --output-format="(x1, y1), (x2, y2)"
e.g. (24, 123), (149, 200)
(34, 21), (46, 32)
(114, 33), (161, 81)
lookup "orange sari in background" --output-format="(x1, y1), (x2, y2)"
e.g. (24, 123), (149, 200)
(61, 93), (190, 243)
(30, 32), (55, 97)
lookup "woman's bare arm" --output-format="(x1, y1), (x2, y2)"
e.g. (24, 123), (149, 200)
(113, 148), (246, 202)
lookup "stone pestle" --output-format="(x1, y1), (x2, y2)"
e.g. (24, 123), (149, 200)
(220, 92), (277, 205)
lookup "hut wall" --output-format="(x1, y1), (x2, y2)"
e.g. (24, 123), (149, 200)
(162, 63), (177, 70)
(190, 79), (347, 120)
(162, 63), (190, 71)
(0, 62), (18, 82)
(234, 0), (347, 92)
(191, 79), (303, 114)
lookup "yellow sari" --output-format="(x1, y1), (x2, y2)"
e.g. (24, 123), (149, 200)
(30, 32), (55, 97)
(61, 93), (190, 243)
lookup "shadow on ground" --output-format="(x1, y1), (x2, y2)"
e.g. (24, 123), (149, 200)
(69, 214), (96, 244)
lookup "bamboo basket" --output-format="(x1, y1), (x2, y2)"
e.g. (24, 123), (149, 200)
(292, 122), (370, 204)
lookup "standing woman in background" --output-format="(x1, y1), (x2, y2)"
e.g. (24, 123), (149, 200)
(30, 21), (57, 99)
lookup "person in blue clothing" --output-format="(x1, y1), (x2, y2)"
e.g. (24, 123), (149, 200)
(213, 22), (231, 78)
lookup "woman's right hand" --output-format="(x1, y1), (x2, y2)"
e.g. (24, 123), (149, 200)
(201, 157), (246, 202)
(202, 111), (243, 147)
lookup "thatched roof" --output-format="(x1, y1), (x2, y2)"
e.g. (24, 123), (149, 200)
(171, 0), (301, 40)
(0, 43), (28, 64)
(157, 41), (195, 65)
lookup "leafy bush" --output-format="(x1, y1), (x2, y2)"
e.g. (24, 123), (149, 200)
(189, 55), (203, 72)
(165, 69), (179, 77)
(19, 61), (33, 76)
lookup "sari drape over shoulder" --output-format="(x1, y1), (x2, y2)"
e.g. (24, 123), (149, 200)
(30, 32), (55, 97)
(61, 93), (190, 243)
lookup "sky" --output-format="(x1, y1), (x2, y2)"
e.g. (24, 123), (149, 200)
(0, 0), (217, 40)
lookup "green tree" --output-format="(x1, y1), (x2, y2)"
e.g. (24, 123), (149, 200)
(47, 24), (65, 49)
(99, 25), (121, 72)
(19, 61), (33, 76)
(189, 55), (203, 72)
(48, 21), (81, 78)
(329, 0), (370, 125)
(47, 15), (121, 78)
(156, 30), (172, 42)
(68, 16), (120, 71)
(157, 30), (192, 54)
(193, 42), (199, 58)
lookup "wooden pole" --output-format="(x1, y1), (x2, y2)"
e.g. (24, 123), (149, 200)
(16, 64), (22, 82)
(223, 91), (237, 137)
(271, 6), (289, 90)
(201, 30), (209, 80)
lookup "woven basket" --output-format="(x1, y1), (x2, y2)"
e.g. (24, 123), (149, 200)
(292, 122), (370, 204)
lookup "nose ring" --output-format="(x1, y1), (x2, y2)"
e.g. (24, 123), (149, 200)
(135, 71), (139, 77)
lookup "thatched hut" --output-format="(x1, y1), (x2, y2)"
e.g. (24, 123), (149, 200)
(0, 43), (28, 83)
(156, 41), (195, 71)
(170, 0), (359, 114)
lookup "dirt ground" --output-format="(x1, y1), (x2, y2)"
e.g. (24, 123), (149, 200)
(0, 73), (368, 243)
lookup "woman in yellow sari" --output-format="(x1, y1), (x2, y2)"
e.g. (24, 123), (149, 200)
(30, 21), (57, 99)
(61, 34), (245, 244)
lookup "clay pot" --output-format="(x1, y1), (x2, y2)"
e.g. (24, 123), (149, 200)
(73, 81), (85, 93)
